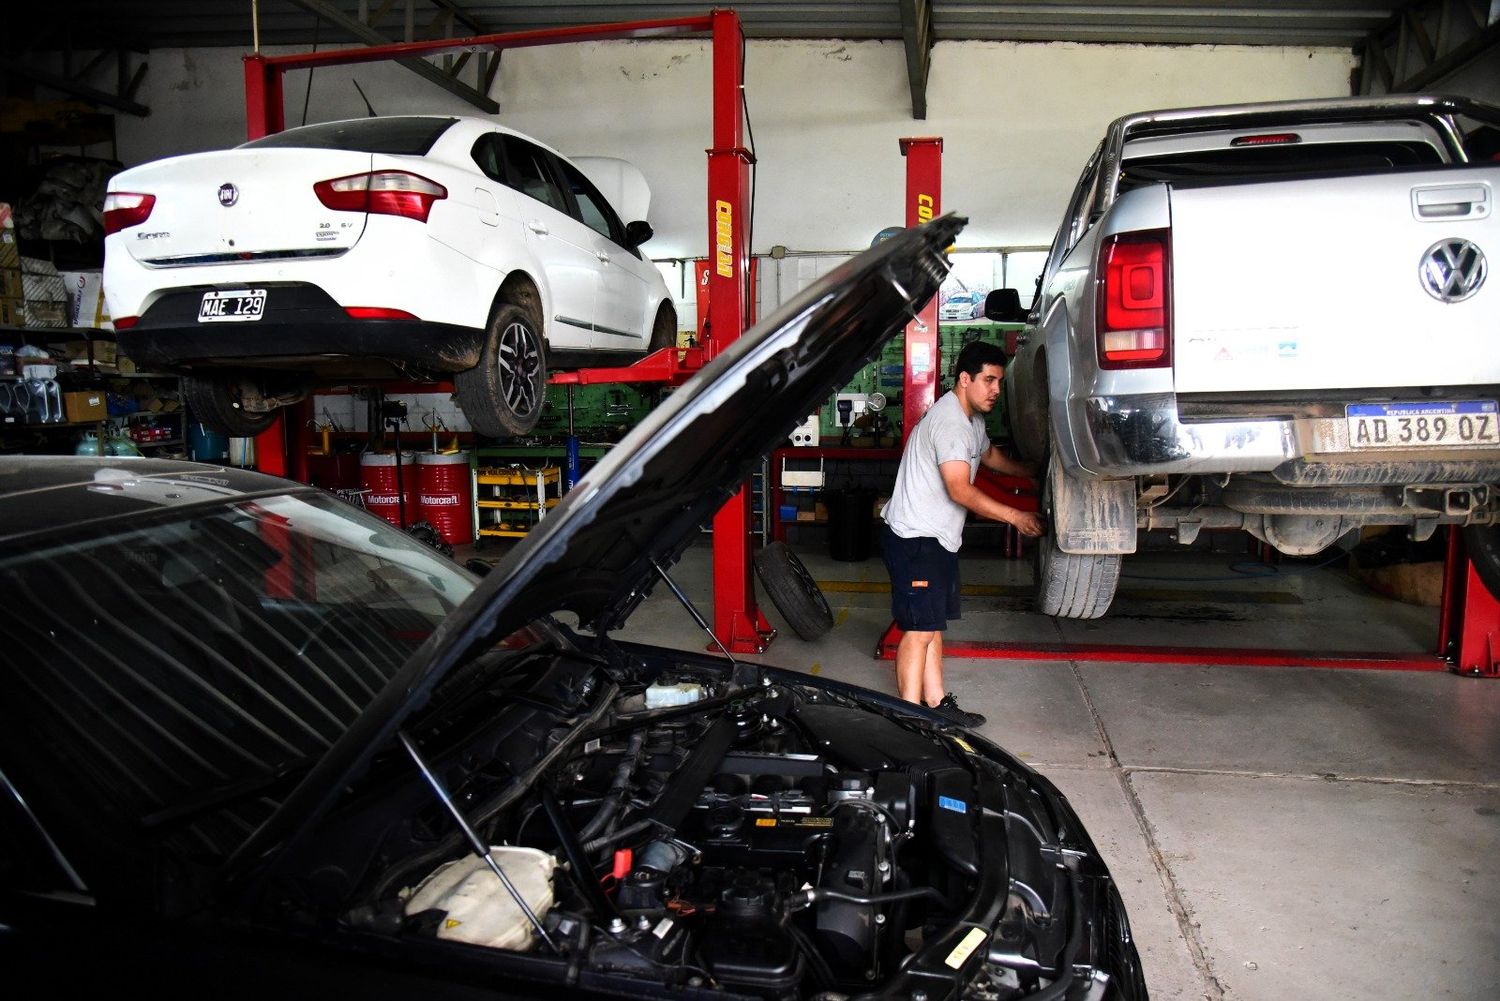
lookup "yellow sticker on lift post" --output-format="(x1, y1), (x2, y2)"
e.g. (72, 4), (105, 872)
(944, 927), (988, 970)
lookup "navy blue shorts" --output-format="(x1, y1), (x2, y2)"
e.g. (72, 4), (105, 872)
(882, 525), (961, 632)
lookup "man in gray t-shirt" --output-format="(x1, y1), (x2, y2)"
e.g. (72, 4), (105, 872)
(881, 340), (1043, 727)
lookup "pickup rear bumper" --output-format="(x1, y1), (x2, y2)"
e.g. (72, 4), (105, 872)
(1075, 393), (1500, 484)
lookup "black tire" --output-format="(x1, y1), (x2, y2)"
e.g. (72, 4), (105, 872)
(1465, 524), (1500, 600)
(648, 305), (677, 353)
(182, 374), (276, 438)
(455, 303), (547, 438)
(1033, 429), (1122, 619)
(754, 541), (834, 641)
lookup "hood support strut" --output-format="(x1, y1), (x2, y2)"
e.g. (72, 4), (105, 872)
(650, 558), (762, 688)
(398, 730), (559, 953)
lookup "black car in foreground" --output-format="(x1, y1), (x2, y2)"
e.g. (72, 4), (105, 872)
(0, 217), (1145, 999)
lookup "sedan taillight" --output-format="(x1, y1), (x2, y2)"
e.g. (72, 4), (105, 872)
(1096, 230), (1171, 369)
(103, 192), (157, 235)
(313, 171), (447, 223)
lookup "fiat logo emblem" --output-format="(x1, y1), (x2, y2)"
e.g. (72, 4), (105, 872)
(1419, 238), (1486, 303)
(217, 183), (239, 207)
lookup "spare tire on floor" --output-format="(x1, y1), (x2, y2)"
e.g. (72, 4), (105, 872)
(754, 541), (834, 641)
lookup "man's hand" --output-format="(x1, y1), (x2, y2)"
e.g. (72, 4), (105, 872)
(1007, 510), (1045, 537)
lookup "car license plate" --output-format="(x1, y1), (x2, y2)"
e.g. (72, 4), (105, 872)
(1347, 400), (1499, 449)
(198, 288), (267, 323)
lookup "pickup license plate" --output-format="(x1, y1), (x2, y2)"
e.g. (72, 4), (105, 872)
(1347, 401), (1498, 449)
(198, 288), (267, 323)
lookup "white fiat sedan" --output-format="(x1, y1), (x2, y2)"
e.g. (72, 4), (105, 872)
(103, 116), (676, 437)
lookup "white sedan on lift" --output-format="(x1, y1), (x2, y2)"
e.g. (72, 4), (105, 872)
(103, 116), (676, 437)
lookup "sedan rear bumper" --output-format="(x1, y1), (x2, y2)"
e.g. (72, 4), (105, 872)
(119, 283), (484, 378)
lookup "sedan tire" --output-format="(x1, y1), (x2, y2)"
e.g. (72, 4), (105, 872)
(182, 374), (277, 438)
(456, 304), (547, 438)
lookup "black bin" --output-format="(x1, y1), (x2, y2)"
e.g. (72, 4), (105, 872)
(826, 489), (876, 562)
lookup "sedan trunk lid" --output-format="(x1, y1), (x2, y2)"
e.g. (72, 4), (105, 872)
(111, 147), (373, 265)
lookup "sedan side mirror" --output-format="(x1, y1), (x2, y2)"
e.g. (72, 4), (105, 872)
(985, 288), (1027, 323)
(624, 220), (654, 249)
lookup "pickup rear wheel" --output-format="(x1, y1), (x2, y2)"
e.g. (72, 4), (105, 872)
(455, 304), (546, 438)
(1464, 525), (1500, 601)
(1034, 436), (1122, 619)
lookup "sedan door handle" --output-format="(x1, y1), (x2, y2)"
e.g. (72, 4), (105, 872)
(596, 252), (611, 264)
(527, 220), (549, 235)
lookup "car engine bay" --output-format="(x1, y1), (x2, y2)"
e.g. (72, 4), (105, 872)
(278, 634), (1136, 1000)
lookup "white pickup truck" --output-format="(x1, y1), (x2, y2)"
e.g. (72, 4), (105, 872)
(997, 95), (1500, 618)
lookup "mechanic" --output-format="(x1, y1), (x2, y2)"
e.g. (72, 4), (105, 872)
(881, 340), (1044, 726)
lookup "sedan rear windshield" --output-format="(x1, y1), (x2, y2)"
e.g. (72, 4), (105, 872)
(239, 116), (456, 155)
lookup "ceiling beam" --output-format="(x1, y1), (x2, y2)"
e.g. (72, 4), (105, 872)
(284, 0), (498, 114)
(0, 57), (150, 117)
(898, 0), (934, 120)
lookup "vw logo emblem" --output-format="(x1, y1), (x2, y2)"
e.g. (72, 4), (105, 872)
(217, 183), (239, 207)
(1419, 238), (1486, 303)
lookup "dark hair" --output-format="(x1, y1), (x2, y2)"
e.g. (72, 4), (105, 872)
(953, 340), (1007, 380)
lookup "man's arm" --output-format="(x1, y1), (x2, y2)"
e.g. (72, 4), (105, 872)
(940, 460), (1043, 536)
(979, 444), (1040, 481)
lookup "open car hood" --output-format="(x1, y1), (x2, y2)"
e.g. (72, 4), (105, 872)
(224, 215), (964, 886)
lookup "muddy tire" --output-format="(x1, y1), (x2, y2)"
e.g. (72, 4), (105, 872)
(183, 375), (276, 438)
(1034, 430), (1122, 619)
(754, 541), (834, 641)
(1465, 525), (1500, 601)
(455, 304), (547, 438)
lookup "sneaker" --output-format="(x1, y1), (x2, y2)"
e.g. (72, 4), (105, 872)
(928, 693), (985, 728)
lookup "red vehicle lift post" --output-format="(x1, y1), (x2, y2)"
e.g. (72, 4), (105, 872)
(873, 137), (943, 659)
(240, 11), (769, 652)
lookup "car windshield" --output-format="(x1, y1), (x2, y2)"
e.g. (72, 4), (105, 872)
(238, 116), (457, 155)
(0, 488), (476, 864)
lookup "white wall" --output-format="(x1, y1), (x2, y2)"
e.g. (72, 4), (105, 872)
(111, 39), (1356, 258)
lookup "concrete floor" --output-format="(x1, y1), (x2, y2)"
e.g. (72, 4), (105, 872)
(573, 537), (1500, 1001)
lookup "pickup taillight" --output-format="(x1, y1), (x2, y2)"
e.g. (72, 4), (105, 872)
(1096, 230), (1170, 369)
(313, 171), (447, 222)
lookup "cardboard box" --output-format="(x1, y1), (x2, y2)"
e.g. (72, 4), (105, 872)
(20, 256), (68, 328)
(60, 338), (118, 367)
(0, 203), (17, 271)
(0, 295), (23, 327)
(0, 265), (20, 300)
(61, 270), (111, 330)
(64, 390), (107, 423)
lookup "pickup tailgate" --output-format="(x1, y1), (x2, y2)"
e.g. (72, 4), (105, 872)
(1170, 165), (1499, 394)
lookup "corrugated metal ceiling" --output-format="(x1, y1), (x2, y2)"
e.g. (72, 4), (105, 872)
(10, 1), (1423, 51)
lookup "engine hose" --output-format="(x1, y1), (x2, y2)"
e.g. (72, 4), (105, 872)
(578, 730), (646, 842)
(581, 817), (656, 855)
(539, 786), (619, 922)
